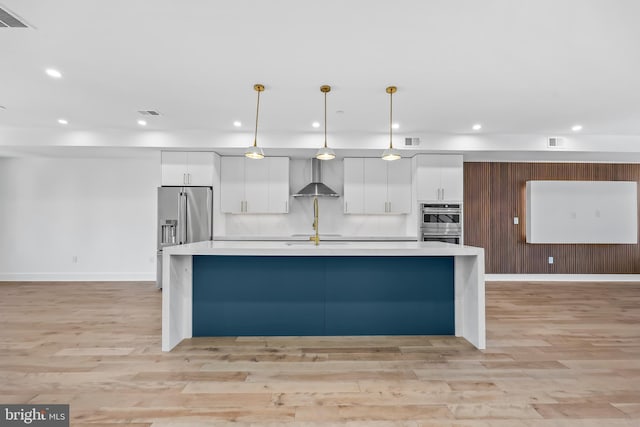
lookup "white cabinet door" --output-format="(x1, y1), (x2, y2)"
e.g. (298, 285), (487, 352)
(415, 155), (442, 202)
(386, 158), (412, 213)
(220, 156), (290, 214)
(161, 151), (188, 186)
(439, 155), (464, 201)
(268, 157), (290, 213)
(186, 152), (214, 186)
(415, 154), (463, 202)
(162, 151), (215, 186)
(244, 159), (270, 213)
(220, 157), (246, 213)
(343, 158), (364, 214)
(345, 158), (412, 214)
(364, 158), (388, 214)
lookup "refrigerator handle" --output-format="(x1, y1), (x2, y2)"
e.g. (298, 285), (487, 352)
(178, 191), (187, 244)
(182, 192), (188, 244)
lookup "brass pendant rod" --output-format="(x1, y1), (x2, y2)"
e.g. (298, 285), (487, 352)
(389, 89), (393, 149)
(253, 88), (261, 148)
(323, 90), (328, 148)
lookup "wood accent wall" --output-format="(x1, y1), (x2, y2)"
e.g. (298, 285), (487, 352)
(464, 162), (640, 274)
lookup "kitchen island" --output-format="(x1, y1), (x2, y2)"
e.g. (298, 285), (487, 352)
(162, 241), (485, 351)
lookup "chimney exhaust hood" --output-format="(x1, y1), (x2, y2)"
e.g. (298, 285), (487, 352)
(292, 158), (339, 197)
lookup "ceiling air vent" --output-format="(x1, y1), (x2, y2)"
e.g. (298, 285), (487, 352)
(138, 110), (160, 116)
(405, 137), (420, 147)
(0, 6), (28, 28)
(547, 136), (565, 148)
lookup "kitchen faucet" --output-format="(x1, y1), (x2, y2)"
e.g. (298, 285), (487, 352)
(310, 196), (320, 245)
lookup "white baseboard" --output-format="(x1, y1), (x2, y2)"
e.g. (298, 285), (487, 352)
(0, 272), (156, 282)
(486, 274), (640, 282)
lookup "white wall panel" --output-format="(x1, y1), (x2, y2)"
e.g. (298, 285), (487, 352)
(0, 154), (160, 280)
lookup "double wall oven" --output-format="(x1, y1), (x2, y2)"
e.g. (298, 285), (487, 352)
(420, 203), (462, 244)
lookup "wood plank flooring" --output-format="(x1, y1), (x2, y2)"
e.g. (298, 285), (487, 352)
(1, 281), (639, 426)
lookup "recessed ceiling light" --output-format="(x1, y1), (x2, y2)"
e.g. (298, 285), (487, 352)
(233, 120), (242, 127)
(336, 110), (345, 114)
(392, 123), (399, 130)
(472, 123), (482, 131)
(57, 119), (68, 125)
(312, 121), (320, 128)
(571, 124), (583, 132)
(45, 68), (62, 79)
(137, 119), (147, 126)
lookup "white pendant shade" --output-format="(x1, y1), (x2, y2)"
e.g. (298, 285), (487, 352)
(382, 147), (401, 161)
(244, 145), (264, 159)
(315, 145), (336, 161)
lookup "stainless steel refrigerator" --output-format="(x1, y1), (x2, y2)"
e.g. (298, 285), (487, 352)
(157, 186), (213, 288)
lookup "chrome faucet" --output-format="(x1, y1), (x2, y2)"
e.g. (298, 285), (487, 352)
(310, 196), (320, 245)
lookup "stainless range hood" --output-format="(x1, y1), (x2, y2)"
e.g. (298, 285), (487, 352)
(292, 158), (339, 197)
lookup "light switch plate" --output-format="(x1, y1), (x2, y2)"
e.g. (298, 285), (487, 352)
(513, 217), (519, 225)
(548, 256), (554, 264)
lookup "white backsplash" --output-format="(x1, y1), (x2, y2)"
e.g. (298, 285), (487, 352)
(221, 158), (417, 238)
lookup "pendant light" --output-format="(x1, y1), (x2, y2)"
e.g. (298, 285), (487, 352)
(315, 85), (336, 161)
(382, 86), (401, 161)
(244, 83), (265, 160)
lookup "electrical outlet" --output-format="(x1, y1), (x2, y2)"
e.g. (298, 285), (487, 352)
(548, 256), (554, 264)
(513, 217), (519, 225)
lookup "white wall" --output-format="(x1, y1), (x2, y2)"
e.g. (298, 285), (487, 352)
(0, 153), (160, 281)
(221, 158), (418, 238)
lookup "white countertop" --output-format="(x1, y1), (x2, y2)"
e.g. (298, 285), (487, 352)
(164, 240), (483, 257)
(214, 235), (418, 241)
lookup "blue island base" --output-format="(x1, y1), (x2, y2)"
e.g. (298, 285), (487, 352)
(192, 255), (454, 337)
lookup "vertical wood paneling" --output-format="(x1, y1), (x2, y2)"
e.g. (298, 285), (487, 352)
(464, 162), (640, 274)
(463, 162), (491, 255)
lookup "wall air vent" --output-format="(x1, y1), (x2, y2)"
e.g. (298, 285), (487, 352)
(0, 6), (29, 28)
(138, 110), (160, 116)
(405, 137), (421, 147)
(547, 136), (565, 148)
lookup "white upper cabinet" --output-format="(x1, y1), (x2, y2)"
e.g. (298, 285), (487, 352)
(385, 158), (412, 213)
(220, 156), (290, 214)
(161, 151), (215, 186)
(267, 157), (290, 213)
(363, 158), (388, 213)
(186, 152), (215, 186)
(438, 155), (464, 201)
(415, 154), (463, 202)
(244, 159), (270, 213)
(414, 155), (442, 201)
(344, 157), (411, 214)
(220, 157), (246, 214)
(343, 158), (365, 214)
(161, 152), (187, 185)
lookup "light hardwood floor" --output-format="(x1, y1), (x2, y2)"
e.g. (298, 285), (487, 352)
(1, 281), (639, 426)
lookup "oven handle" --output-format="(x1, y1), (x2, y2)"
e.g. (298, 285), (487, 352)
(422, 209), (461, 214)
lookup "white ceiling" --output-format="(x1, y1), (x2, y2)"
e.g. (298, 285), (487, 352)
(1, 0), (640, 153)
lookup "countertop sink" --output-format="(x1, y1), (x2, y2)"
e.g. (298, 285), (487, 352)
(285, 241), (346, 246)
(290, 234), (342, 237)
